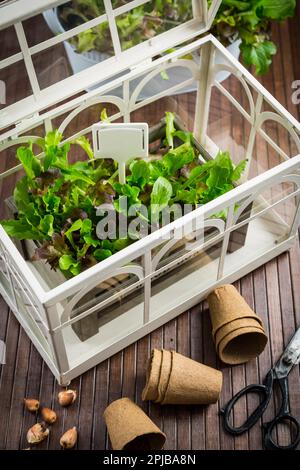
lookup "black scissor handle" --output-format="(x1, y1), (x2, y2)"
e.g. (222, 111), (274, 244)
(263, 413), (300, 450)
(220, 370), (274, 435)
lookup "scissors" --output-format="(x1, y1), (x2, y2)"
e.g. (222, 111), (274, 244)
(220, 326), (300, 450)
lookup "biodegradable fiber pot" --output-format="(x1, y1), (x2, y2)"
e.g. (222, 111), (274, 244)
(218, 326), (267, 365)
(142, 349), (162, 402)
(104, 398), (166, 450)
(142, 349), (222, 405)
(214, 316), (265, 348)
(207, 284), (268, 365)
(162, 351), (222, 405)
(155, 349), (172, 404)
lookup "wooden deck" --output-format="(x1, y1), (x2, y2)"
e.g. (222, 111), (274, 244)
(0, 5), (300, 450)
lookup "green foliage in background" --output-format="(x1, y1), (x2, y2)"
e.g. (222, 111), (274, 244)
(58, 0), (297, 75)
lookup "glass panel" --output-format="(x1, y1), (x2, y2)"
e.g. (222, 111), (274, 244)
(6, 264), (53, 358)
(116, 0), (193, 52)
(152, 223), (222, 273)
(31, 43), (71, 90)
(223, 195), (297, 278)
(0, 25), (20, 60)
(260, 118), (298, 159)
(23, 13), (54, 47)
(208, 80), (252, 168)
(131, 63), (194, 103)
(0, 60), (32, 107)
(57, 101), (121, 139)
(250, 130), (296, 179)
(150, 240), (220, 320)
(22, 7), (114, 90)
(70, 273), (143, 341)
(130, 93), (196, 129)
(220, 73), (252, 117)
(62, 280), (145, 368)
(252, 181), (297, 227)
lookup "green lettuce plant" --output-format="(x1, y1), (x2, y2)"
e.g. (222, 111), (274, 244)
(1, 112), (246, 278)
(211, 0), (297, 75)
(58, 0), (193, 54)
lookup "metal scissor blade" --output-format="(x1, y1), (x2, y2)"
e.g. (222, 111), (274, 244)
(274, 326), (300, 379)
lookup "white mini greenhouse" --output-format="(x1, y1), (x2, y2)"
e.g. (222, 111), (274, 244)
(0, 0), (300, 385)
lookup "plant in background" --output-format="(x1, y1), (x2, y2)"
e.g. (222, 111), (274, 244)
(210, 0), (297, 75)
(58, 0), (193, 54)
(1, 112), (246, 278)
(57, 0), (297, 75)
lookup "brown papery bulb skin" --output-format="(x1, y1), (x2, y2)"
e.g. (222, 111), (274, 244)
(26, 423), (49, 444)
(24, 398), (40, 412)
(41, 407), (57, 424)
(58, 390), (77, 407)
(60, 427), (77, 449)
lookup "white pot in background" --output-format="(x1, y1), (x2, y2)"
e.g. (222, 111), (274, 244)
(43, 9), (241, 96)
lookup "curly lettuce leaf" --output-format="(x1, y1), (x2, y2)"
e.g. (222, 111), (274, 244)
(1, 219), (44, 241)
(257, 0), (296, 21)
(16, 146), (41, 179)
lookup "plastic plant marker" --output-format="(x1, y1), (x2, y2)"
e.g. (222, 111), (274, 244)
(92, 123), (149, 184)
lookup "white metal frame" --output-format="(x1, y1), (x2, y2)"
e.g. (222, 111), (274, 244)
(0, 0), (221, 131)
(0, 2), (300, 385)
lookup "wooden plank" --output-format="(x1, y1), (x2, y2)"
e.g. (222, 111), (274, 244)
(265, 259), (284, 446)
(37, 361), (56, 450)
(77, 369), (95, 450)
(46, 373), (66, 449)
(190, 303), (206, 450)
(135, 337), (148, 411)
(202, 299), (220, 450)
(148, 327), (163, 445)
(176, 310), (191, 450)
(241, 274), (261, 450)
(59, 376), (81, 450)
(121, 343), (136, 402)
(0, 314), (21, 449)
(19, 342), (43, 449)
(253, 264), (277, 446)
(4, 327), (31, 449)
(227, 282), (248, 451)
(106, 352), (122, 449)
(162, 319), (177, 450)
(92, 360), (109, 450)
(277, 252), (300, 447)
